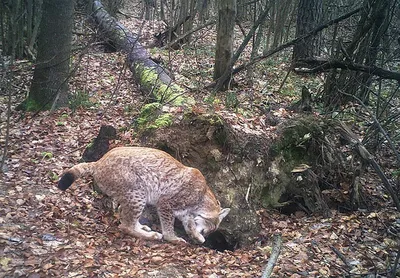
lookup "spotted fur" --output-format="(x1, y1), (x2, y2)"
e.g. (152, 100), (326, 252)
(58, 147), (230, 244)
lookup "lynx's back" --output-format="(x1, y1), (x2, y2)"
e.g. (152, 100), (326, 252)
(92, 147), (207, 203)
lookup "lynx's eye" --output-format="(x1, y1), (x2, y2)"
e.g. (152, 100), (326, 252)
(195, 216), (216, 236)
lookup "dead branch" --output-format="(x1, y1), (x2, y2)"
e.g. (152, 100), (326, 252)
(261, 234), (282, 278)
(335, 121), (400, 211)
(231, 7), (361, 76)
(330, 246), (351, 269)
(294, 58), (400, 82)
(162, 19), (216, 50)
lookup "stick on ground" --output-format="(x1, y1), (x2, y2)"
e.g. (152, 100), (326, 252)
(261, 234), (283, 278)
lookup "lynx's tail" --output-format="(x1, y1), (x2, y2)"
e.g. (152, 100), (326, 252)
(58, 163), (95, 191)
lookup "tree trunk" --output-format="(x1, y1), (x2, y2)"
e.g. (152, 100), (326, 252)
(272, 0), (292, 49)
(28, 0), (74, 111)
(103, 0), (123, 17)
(323, 0), (393, 108)
(143, 0), (155, 20)
(0, 0), (42, 60)
(213, 0), (236, 87)
(292, 0), (322, 62)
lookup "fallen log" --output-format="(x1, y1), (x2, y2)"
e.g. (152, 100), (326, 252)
(89, 0), (191, 105)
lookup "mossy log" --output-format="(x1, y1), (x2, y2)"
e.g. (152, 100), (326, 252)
(90, 0), (190, 105)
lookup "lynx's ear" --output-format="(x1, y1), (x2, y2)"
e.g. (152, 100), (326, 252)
(219, 208), (230, 222)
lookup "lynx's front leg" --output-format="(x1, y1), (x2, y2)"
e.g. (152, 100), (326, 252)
(119, 200), (162, 241)
(156, 203), (186, 244)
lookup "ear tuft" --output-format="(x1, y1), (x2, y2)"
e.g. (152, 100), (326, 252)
(219, 208), (230, 221)
(58, 172), (75, 191)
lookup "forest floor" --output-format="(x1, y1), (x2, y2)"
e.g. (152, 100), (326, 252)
(1, 13), (400, 278)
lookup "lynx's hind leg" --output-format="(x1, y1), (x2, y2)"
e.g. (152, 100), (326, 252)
(119, 198), (162, 241)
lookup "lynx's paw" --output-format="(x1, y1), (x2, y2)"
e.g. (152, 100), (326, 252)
(138, 223), (152, 232)
(149, 231), (163, 240)
(193, 234), (205, 244)
(120, 224), (162, 241)
(163, 235), (187, 244)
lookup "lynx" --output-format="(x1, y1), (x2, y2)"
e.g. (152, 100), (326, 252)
(58, 147), (230, 244)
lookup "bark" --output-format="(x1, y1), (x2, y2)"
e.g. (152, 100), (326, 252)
(90, 0), (189, 105)
(28, 0), (74, 111)
(213, 3), (269, 92)
(292, 0), (322, 62)
(289, 86), (312, 112)
(293, 0), (322, 61)
(213, 0), (236, 86)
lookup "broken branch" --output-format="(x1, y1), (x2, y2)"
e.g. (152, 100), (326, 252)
(261, 234), (283, 278)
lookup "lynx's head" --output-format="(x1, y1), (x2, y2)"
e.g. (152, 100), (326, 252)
(194, 207), (230, 237)
(195, 188), (230, 238)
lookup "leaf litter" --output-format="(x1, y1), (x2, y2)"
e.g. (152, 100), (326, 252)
(0, 19), (399, 278)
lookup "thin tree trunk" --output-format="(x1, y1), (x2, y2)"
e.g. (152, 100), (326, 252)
(28, 0), (74, 111)
(213, 0), (237, 87)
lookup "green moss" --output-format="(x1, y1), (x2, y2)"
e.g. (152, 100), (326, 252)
(135, 64), (194, 106)
(196, 113), (223, 126)
(25, 98), (50, 111)
(150, 113), (173, 129)
(137, 103), (161, 125)
(262, 116), (330, 207)
(136, 103), (173, 130)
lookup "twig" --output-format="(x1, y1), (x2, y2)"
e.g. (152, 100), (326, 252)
(277, 68), (292, 93)
(390, 245), (400, 278)
(330, 246), (351, 269)
(261, 234), (282, 278)
(162, 20), (216, 50)
(0, 60), (13, 172)
(337, 91), (400, 211)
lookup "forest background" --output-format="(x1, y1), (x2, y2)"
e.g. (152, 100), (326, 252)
(1, 0), (400, 277)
